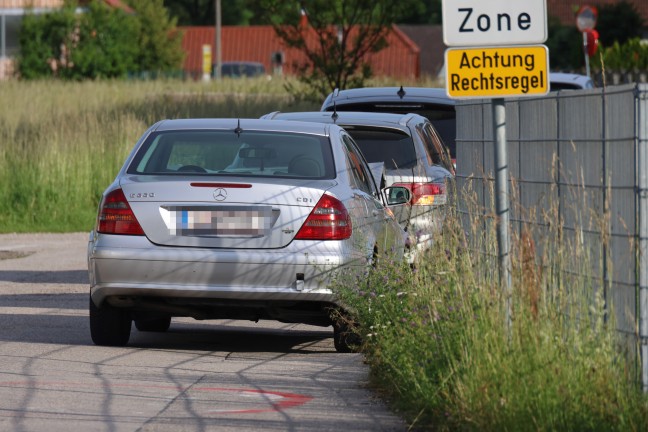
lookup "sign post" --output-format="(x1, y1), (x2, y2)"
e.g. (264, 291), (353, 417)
(201, 45), (212, 82)
(576, 5), (597, 79)
(442, 0), (549, 329)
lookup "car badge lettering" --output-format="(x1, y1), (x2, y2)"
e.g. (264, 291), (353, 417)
(213, 188), (227, 201)
(130, 192), (155, 198)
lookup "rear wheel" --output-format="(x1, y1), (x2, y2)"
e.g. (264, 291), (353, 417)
(135, 317), (171, 332)
(89, 297), (132, 346)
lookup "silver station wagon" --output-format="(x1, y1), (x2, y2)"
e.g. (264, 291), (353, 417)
(261, 111), (454, 261)
(88, 118), (409, 352)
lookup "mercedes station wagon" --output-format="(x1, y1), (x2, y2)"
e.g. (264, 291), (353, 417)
(88, 118), (409, 352)
(261, 111), (455, 261)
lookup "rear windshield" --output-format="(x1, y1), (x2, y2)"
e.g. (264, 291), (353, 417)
(345, 128), (417, 169)
(128, 130), (335, 179)
(328, 102), (456, 158)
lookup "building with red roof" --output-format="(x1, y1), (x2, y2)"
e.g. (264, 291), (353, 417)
(180, 25), (420, 80)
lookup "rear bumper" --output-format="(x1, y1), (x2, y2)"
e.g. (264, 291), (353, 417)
(88, 233), (364, 307)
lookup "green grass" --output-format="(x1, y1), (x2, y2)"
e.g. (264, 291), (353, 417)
(0, 78), (319, 232)
(334, 204), (648, 431)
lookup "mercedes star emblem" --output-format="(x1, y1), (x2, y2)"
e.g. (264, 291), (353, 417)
(213, 188), (227, 201)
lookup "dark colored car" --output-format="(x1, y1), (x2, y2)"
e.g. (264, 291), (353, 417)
(214, 61), (267, 78)
(321, 87), (457, 163)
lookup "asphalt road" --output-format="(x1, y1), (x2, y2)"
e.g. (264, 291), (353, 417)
(0, 233), (406, 432)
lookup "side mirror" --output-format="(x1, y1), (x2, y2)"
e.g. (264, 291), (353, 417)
(384, 186), (411, 206)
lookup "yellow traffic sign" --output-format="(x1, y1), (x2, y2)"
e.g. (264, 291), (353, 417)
(445, 45), (549, 99)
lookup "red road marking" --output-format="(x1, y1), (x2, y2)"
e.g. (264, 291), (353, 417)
(0, 381), (313, 414)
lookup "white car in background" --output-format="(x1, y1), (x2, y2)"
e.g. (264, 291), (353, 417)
(549, 72), (595, 91)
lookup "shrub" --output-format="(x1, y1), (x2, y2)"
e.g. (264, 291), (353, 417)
(17, 0), (183, 80)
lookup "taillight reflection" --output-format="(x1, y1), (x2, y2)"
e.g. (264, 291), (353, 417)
(97, 189), (145, 235)
(393, 182), (446, 206)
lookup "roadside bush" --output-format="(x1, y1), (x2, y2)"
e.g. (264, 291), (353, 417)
(591, 38), (648, 74)
(18, 5), (78, 79)
(125, 0), (185, 74)
(17, 0), (183, 80)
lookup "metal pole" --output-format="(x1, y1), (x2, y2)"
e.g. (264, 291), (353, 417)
(1, 14), (6, 58)
(583, 31), (591, 79)
(215, 0), (222, 80)
(638, 86), (648, 393)
(492, 98), (512, 330)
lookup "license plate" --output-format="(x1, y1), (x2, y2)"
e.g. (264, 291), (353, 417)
(162, 206), (274, 237)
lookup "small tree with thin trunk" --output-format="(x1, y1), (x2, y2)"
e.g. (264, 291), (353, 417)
(259, 0), (418, 101)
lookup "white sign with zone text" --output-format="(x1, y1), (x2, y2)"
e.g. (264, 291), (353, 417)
(442, 0), (547, 47)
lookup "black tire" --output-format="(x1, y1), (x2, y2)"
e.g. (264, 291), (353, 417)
(135, 317), (171, 332)
(89, 297), (132, 346)
(333, 318), (362, 353)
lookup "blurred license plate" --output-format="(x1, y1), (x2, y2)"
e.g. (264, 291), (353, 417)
(163, 206), (273, 237)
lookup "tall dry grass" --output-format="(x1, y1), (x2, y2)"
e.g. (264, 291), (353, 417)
(334, 178), (648, 431)
(0, 78), (319, 232)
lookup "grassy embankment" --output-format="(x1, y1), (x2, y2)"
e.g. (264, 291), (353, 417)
(335, 190), (648, 430)
(2, 79), (646, 430)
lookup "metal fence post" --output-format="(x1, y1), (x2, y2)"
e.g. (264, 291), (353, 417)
(492, 98), (512, 330)
(638, 85), (648, 393)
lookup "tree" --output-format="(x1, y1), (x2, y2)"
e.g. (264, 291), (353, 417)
(258, 0), (420, 101)
(163, 0), (253, 26)
(596, 1), (644, 47)
(127, 0), (185, 74)
(18, 6), (77, 79)
(18, 0), (184, 80)
(67, 1), (139, 79)
(398, 0), (441, 25)
(545, 16), (582, 71)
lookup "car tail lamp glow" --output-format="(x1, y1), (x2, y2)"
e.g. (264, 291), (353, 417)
(97, 189), (145, 235)
(295, 194), (352, 240)
(394, 182), (446, 206)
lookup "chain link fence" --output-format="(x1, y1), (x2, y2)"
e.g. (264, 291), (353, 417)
(455, 83), (648, 391)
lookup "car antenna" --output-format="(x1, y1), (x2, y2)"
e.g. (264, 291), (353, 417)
(234, 118), (243, 137)
(331, 102), (339, 122)
(397, 86), (406, 99)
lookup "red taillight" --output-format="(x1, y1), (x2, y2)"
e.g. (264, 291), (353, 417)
(97, 188), (145, 235)
(393, 182), (446, 206)
(295, 194), (352, 240)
